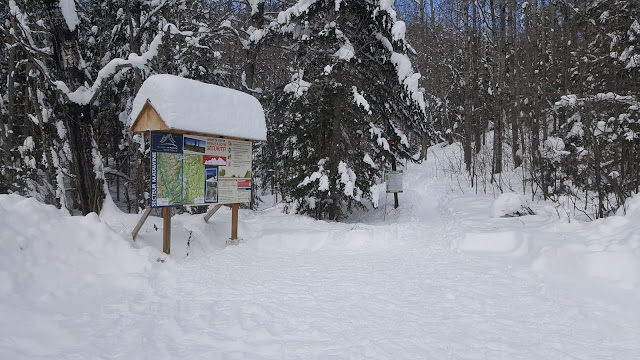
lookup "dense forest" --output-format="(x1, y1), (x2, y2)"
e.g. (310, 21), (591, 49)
(1, 0), (638, 220)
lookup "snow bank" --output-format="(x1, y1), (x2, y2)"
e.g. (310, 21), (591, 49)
(456, 232), (529, 256)
(0, 194), (159, 307)
(434, 141), (640, 290)
(2, 145), (640, 358)
(491, 192), (535, 217)
(0, 195), (166, 356)
(532, 244), (640, 290)
(531, 204), (640, 289)
(130, 74), (266, 141)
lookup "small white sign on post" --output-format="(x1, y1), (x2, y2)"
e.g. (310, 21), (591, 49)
(385, 171), (403, 193)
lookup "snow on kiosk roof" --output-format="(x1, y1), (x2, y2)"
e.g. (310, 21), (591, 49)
(129, 74), (266, 141)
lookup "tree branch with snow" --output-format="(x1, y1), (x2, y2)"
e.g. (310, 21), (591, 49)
(53, 23), (193, 106)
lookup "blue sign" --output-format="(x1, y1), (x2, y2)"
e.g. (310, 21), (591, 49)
(151, 132), (183, 153)
(151, 152), (158, 207)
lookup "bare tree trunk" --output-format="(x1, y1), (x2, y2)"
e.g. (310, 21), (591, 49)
(462, 0), (473, 173)
(328, 91), (344, 221)
(593, 136), (604, 219)
(126, 1), (147, 213)
(45, 0), (104, 215)
(244, 1), (264, 90)
(4, 14), (17, 174)
(492, 0), (506, 176)
(508, 0), (521, 168)
(430, 0), (435, 26)
(245, 1), (265, 210)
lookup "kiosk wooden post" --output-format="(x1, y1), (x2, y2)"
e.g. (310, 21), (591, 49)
(162, 207), (171, 254)
(231, 203), (239, 240)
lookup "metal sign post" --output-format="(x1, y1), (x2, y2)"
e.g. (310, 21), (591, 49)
(384, 169), (403, 221)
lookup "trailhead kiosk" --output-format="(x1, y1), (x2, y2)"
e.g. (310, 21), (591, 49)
(129, 74), (267, 254)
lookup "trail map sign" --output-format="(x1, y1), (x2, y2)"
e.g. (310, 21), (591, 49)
(385, 171), (403, 193)
(129, 74), (267, 253)
(150, 131), (252, 208)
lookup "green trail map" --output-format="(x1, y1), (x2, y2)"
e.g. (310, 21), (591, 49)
(151, 131), (253, 207)
(182, 155), (205, 203)
(157, 153), (183, 205)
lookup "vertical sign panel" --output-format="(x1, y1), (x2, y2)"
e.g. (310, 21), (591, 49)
(151, 132), (184, 208)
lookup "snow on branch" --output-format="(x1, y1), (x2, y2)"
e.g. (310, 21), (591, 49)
(7, 0), (52, 55)
(59, 0), (80, 32)
(284, 70), (311, 98)
(298, 158), (330, 192)
(554, 93), (639, 109)
(352, 86), (371, 114)
(277, 0), (320, 25)
(389, 52), (426, 114)
(53, 23), (191, 105)
(249, 0), (265, 15)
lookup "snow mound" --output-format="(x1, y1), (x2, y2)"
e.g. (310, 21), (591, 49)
(0, 194), (159, 300)
(130, 74), (266, 141)
(532, 245), (640, 290)
(618, 191), (640, 216)
(532, 194), (640, 289)
(491, 193), (535, 217)
(456, 232), (529, 256)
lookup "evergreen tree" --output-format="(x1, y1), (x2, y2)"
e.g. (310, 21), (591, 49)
(551, 0), (640, 218)
(258, 0), (434, 220)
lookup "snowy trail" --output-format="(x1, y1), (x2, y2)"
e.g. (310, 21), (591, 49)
(130, 166), (639, 358)
(2, 149), (640, 359)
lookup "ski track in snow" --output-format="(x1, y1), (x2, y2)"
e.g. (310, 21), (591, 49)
(1, 154), (639, 359)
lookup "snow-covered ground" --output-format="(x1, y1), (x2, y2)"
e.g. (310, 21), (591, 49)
(1, 145), (639, 359)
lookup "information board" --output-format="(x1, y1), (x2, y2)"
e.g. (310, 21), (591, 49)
(385, 171), (403, 193)
(150, 131), (252, 207)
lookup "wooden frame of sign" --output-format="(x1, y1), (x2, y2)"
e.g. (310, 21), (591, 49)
(130, 101), (260, 254)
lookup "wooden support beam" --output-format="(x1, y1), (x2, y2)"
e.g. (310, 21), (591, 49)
(231, 203), (239, 240)
(131, 206), (152, 240)
(163, 207), (171, 254)
(203, 204), (223, 223)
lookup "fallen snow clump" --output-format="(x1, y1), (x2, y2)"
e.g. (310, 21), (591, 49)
(491, 192), (535, 218)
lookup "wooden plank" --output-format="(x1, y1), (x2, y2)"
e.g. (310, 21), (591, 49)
(131, 206), (153, 240)
(203, 204), (223, 223)
(231, 203), (239, 240)
(163, 207), (171, 255)
(130, 102), (169, 133)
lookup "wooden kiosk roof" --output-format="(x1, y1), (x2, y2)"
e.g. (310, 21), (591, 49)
(129, 74), (267, 141)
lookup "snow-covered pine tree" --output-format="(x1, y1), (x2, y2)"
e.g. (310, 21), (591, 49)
(88, 0), (231, 212)
(257, 0), (434, 220)
(551, 0), (640, 218)
(2, 0), (208, 214)
(1, 0), (74, 209)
